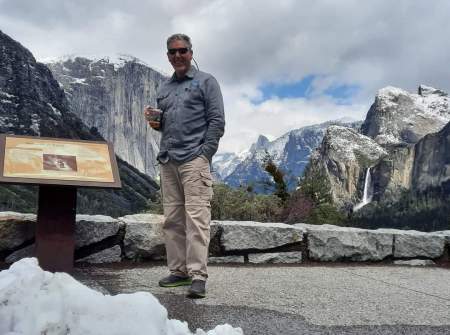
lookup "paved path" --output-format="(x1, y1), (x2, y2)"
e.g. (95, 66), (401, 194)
(74, 264), (450, 334)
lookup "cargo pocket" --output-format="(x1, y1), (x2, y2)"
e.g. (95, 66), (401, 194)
(200, 171), (214, 201)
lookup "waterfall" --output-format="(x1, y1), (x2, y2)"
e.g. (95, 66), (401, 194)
(353, 168), (373, 212)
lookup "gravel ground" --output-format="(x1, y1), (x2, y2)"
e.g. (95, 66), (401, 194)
(73, 263), (450, 334)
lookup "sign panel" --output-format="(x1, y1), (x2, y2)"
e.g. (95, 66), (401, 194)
(0, 135), (121, 188)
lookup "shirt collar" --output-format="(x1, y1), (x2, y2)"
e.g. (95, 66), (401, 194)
(170, 66), (197, 82)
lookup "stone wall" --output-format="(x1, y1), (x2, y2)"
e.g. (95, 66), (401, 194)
(1, 212), (449, 265)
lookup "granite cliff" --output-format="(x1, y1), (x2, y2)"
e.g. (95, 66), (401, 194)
(47, 56), (166, 180)
(310, 126), (387, 208)
(412, 121), (450, 192)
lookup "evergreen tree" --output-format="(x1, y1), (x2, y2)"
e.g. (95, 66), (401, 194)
(210, 183), (281, 222)
(297, 162), (332, 205)
(262, 151), (290, 204)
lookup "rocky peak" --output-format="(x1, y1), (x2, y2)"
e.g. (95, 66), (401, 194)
(250, 135), (270, 152)
(418, 85), (448, 97)
(361, 85), (450, 146)
(321, 126), (387, 165)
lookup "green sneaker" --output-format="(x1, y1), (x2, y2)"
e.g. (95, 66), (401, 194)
(187, 279), (206, 299)
(158, 275), (192, 288)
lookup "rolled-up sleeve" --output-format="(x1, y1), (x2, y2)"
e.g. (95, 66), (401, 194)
(202, 76), (225, 160)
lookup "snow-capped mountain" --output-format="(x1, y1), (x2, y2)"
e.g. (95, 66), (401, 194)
(46, 55), (167, 179)
(212, 152), (246, 181)
(215, 119), (361, 192)
(362, 85), (450, 145)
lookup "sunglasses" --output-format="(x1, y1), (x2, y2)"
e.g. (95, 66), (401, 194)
(168, 47), (190, 55)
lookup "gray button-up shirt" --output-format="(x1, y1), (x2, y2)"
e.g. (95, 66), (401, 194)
(156, 67), (225, 164)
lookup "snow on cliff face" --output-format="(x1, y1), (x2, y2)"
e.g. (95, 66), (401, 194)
(212, 152), (243, 180)
(47, 56), (167, 179)
(310, 125), (387, 207)
(323, 126), (388, 165)
(0, 258), (243, 335)
(362, 85), (450, 146)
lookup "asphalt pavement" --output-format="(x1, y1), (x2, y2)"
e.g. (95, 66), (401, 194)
(73, 263), (450, 335)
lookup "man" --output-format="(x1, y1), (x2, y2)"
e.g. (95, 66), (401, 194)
(145, 34), (225, 299)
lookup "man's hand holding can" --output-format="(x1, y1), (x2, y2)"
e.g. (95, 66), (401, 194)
(144, 106), (162, 130)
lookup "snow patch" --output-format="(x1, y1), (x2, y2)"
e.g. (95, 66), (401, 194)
(44, 53), (170, 77)
(237, 149), (250, 160)
(30, 114), (40, 135)
(377, 86), (409, 99)
(0, 258), (243, 335)
(71, 77), (88, 85)
(326, 126), (387, 163)
(47, 103), (62, 116)
(0, 90), (16, 99)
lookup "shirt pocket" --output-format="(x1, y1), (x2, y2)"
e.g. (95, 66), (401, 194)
(157, 91), (171, 111)
(184, 87), (204, 108)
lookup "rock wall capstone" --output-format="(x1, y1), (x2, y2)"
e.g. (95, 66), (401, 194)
(0, 212), (448, 265)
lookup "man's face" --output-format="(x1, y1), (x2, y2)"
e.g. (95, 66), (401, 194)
(167, 39), (193, 77)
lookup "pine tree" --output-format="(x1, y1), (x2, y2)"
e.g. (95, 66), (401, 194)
(297, 162), (332, 205)
(262, 151), (289, 204)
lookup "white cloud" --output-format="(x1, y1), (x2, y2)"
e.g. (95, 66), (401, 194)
(220, 82), (368, 153)
(1, 0), (449, 153)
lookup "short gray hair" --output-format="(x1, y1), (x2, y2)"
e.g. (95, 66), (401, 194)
(166, 33), (192, 50)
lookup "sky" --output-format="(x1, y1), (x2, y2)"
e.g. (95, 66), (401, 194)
(1, 0), (450, 154)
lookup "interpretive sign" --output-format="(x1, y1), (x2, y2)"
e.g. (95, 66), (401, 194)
(0, 134), (122, 272)
(0, 134), (121, 188)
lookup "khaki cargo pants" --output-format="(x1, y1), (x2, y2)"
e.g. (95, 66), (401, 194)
(160, 155), (213, 281)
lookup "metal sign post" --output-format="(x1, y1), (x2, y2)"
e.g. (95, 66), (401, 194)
(36, 185), (77, 272)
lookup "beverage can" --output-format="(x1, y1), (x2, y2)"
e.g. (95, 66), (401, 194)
(145, 108), (162, 122)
